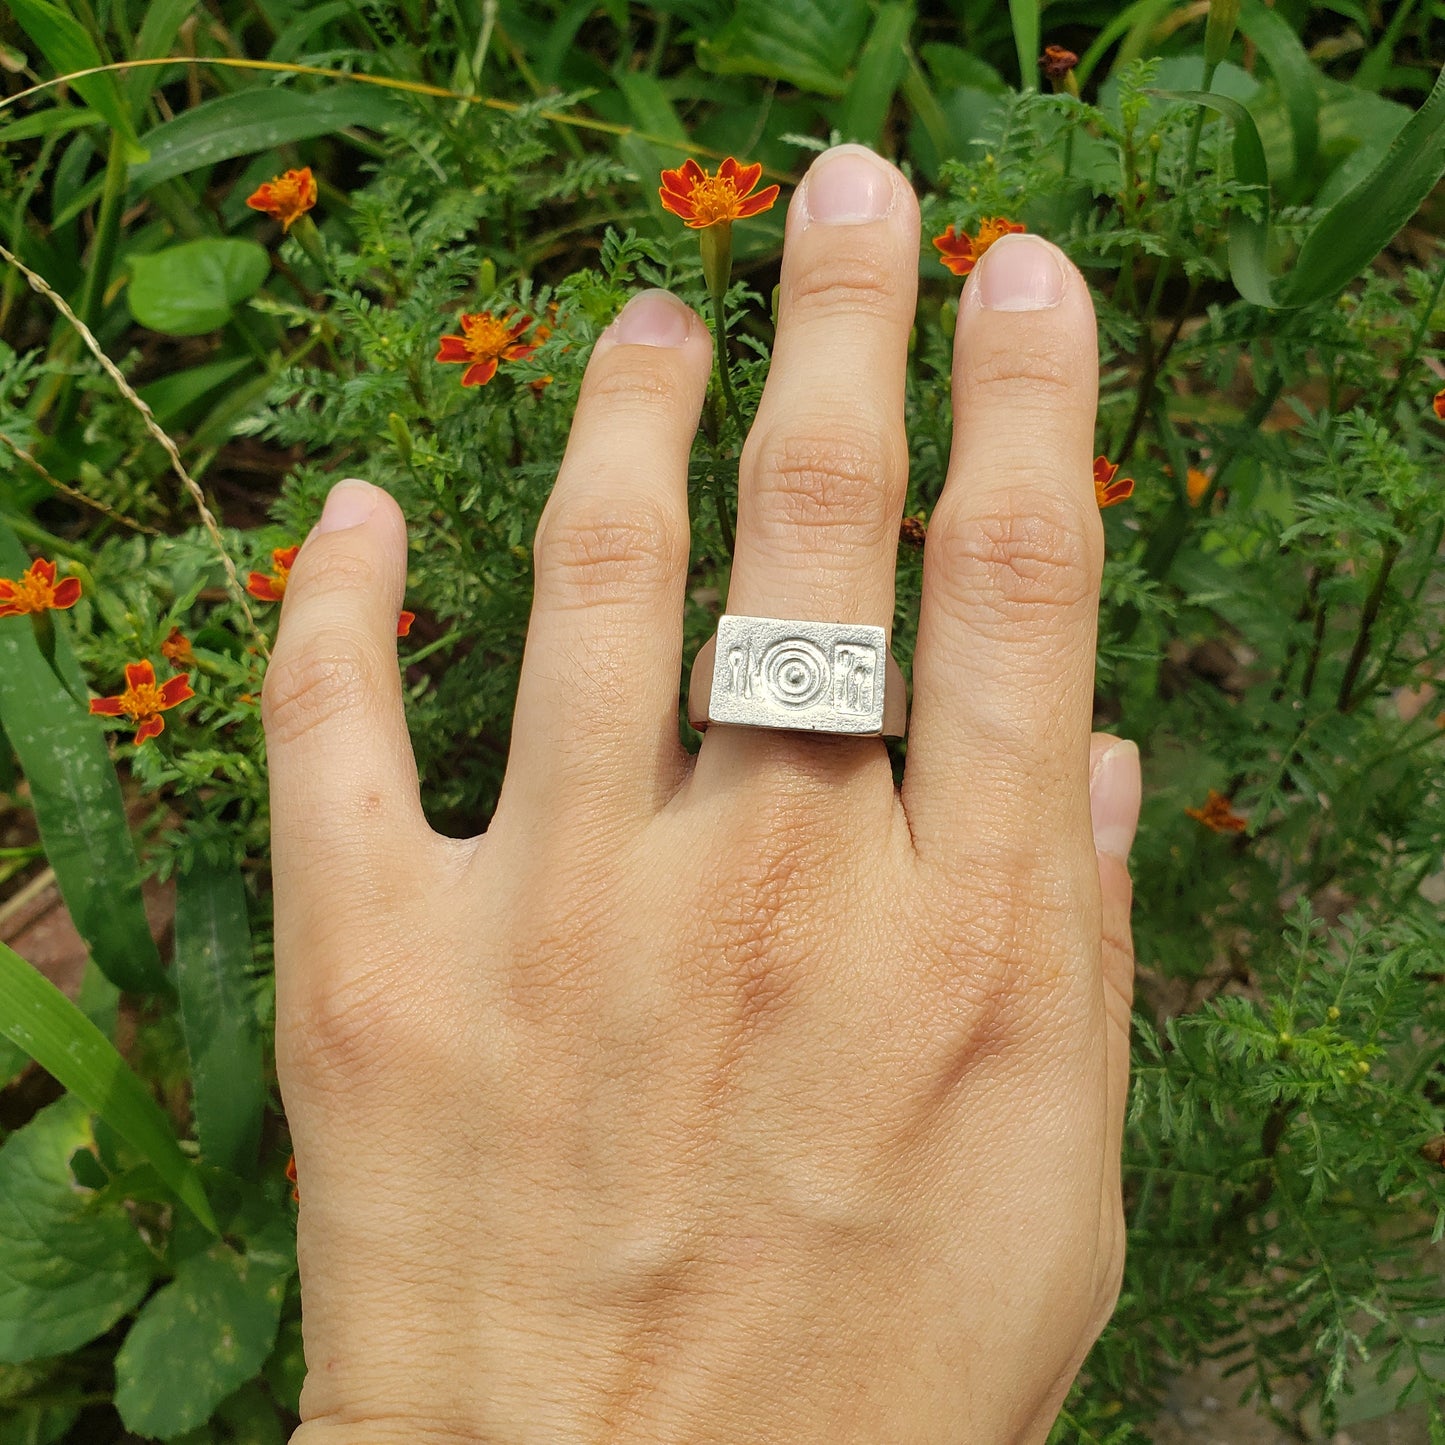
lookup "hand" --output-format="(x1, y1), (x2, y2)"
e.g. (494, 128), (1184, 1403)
(265, 143), (1141, 1445)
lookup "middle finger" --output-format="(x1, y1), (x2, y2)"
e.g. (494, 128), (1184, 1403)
(724, 144), (919, 631)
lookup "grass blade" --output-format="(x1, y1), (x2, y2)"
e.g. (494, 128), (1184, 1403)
(1163, 64), (1445, 308)
(1008, 0), (1039, 91)
(1239, 0), (1319, 187)
(174, 855), (264, 1176)
(0, 526), (170, 996)
(0, 940), (218, 1233)
(6, 0), (145, 161)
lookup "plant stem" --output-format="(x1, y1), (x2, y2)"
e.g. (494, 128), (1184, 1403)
(708, 284), (740, 555)
(1336, 536), (1401, 713)
(49, 135), (130, 433)
(1378, 255), (1445, 419)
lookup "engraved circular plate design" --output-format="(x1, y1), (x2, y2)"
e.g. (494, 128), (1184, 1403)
(761, 638), (830, 708)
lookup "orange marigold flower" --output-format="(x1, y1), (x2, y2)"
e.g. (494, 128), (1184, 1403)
(933, 217), (1027, 276)
(89, 660), (194, 745)
(285, 1153), (300, 1203)
(1041, 45), (1079, 79)
(1433, 388), (1445, 421)
(246, 545), (300, 603)
(1093, 455), (1135, 508)
(0, 556), (82, 618)
(160, 626), (195, 665)
(246, 167), (317, 231)
(435, 311), (536, 388)
(397, 610), (415, 638)
(1186, 467), (1212, 505)
(658, 157), (780, 229)
(1185, 789), (1248, 834)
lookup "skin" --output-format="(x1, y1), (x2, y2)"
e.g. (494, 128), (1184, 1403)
(265, 144), (1141, 1445)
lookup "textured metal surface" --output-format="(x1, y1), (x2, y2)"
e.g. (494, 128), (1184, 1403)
(704, 614), (890, 736)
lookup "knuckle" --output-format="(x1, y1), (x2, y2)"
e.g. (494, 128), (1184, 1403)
(281, 958), (423, 1094)
(744, 420), (906, 542)
(961, 340), (1081, 405)
(581, 350), (694, 417)
(928, 488), (1101, 634)
(534, 490), (686, 603)
(289, 541), (383, 599)
(787, 238), (903, 319)
(262, 627), (384, 747)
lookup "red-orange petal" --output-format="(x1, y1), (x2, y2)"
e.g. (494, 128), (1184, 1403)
(396, 610), (415, 638)
(159, 675), (195, 708)
(1093, 455), (1119, 485)
(1434, 388), (1445, 420)
(724, 158), (763, 195)
(247, 573), (284, 602)
(658, 188), (698, 220)
(0, 603), (21, 619)
(124, 660), (156, 691)
(50, 577), (82, 609)
(461, 358), (499, 387)
(31, 558), (57, 586)
(134, 715), (165, 744)
(273, 545), (300, 571)
(89, 696), (125, 716)
(435, 335), (470, 363)
(736, 184), (781, 217)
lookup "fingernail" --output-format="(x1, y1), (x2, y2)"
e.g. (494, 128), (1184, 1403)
(973, 233), (1067, 311)
(610, 289), (693, 347)
(314, 479), (380, 535)
(1090, 739), (1141, 862)
(802, 144), (896, 225)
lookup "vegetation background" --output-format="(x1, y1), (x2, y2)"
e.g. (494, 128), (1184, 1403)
(0, 0), (1443, 1440)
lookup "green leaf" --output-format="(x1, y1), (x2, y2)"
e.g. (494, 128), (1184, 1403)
(114, 1228), (293, 1440)
(126, 0), (201, 112)
(137, 355), (254, 427)
(0, 107), (104, 144)
(5, 0), (145, 162)
(128, 239), (271, 336)
(1008, 0), (1039, 90)
(0, 941), (217, 1233)
(175, 856), (263, 1176)
(1239, 0), (1320, 184)
(1165, 64), (1445, 307)
(837, 2), (913, 147)
(0, 1095), (155, 1363)
(0, 526), (169, 996)
(127, 85), (408, 196)
(696, 0), (871, 97)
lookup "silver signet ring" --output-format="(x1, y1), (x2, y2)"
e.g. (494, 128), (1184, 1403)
(688, 614), (907, 740)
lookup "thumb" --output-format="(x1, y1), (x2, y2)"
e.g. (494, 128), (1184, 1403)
(1088, 734), (1141, 1169)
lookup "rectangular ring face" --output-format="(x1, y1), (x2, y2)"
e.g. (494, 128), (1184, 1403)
(708, 614), (887, 735)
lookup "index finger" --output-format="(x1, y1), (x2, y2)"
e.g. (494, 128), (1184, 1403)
(901, 233), (1103, 857)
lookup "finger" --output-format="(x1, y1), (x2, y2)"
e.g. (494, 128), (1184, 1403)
(1088, 735), (1140, 1170)
(263, 478), (429, 891)
(495, 290), (712, 830)
(903, 233), (1102, 853)
(723, 144), (919, 632)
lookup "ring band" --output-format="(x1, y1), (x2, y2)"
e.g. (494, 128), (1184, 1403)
(688, 614), (907, 739)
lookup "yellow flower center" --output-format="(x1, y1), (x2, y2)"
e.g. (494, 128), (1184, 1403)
(461, 314), (517, 362)
(271, 174), (310, 218)
(685, 175), (744, 227)
(10, 569), (57, 612)
(122, 682), (164, 720)
(974, 219), (1015, 255)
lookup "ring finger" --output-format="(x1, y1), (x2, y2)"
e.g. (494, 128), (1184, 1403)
(695, 146), (918, 780)
(722, 145), (918, 638)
